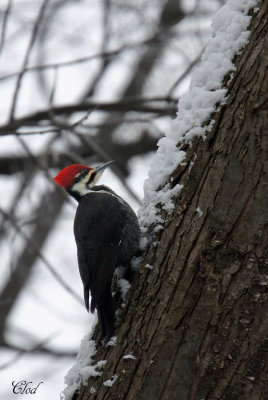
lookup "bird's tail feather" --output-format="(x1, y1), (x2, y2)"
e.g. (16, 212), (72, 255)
(96, 283), (115, 342)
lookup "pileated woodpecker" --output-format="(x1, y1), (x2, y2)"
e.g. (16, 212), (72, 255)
(53, 161), (140, 342)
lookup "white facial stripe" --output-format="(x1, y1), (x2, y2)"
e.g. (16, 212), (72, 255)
(71, 170), (103, 196)
(71, 171), (91, 193)
(72, 175), (90, 195)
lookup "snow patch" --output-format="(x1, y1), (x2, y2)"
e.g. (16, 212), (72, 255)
(103, 374), (118, 387)
(196, 207), (203, 217)
(131, 256), (143, 270)
(145, 264), (153, 270)
(123, 354), (137, 360)
(138, 0), (257, 231)
(139, 236), (148, 250)
(115, 267), (131, 301)
(106, 336), (117, 347)
(117, 278), (131, 301)
(139, 179), (184, 231)
(61, 333), (106, 400)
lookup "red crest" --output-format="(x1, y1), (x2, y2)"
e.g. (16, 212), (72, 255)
(53, 164), (92, 188)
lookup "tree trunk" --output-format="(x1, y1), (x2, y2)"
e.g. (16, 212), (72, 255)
(74, 3), (268, 400)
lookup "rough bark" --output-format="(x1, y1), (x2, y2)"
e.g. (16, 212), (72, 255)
(74, 3), (268, 400)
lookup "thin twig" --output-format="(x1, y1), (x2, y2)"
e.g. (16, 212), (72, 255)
(0, 116), (156, 136)
(82, 0), (112, 99)
(9, 0), (50, 120)
(0, 0), (12, 55)
(167, 48), (204, 96)
(0, 43), (141, 83)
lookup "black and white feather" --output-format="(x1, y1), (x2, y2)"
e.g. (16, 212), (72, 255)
(73, 185), (140, 341)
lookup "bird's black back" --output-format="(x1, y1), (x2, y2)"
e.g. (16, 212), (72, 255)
(73, 185), (140, 338)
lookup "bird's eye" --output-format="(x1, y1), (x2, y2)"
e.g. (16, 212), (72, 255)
(81, 169), (88, 177)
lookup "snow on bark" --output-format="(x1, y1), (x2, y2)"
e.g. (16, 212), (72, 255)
(117, 278), (131, 301)
(123, 354), (137, 360)
(61, 333), (106, 400)
(138, 0), (258, 232)
(103, 374), (118, 387)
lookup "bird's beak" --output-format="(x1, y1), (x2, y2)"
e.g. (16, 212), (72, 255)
(94, 160), (114, 174)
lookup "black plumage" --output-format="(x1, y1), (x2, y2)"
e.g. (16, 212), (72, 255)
(73, 185), (140, 341)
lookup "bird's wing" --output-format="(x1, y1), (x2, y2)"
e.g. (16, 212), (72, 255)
(88, 242), (120, 312)
(74, 192), (125, 312)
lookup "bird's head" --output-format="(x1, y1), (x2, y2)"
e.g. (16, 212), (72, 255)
(53, 161), (113, 198)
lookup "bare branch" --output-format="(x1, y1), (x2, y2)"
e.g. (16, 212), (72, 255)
(0, 0), (12, 54)
(9, 0), (50, 120)
(0, 97), (177, 135)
